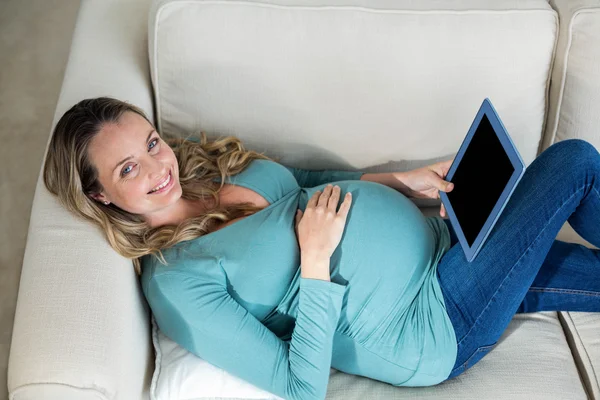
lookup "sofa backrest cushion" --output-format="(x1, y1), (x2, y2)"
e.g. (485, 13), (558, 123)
(543, 0), (600, 152)
(149, 0), (558, 170)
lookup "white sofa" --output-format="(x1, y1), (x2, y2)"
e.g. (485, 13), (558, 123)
(7, 0), (600, 399)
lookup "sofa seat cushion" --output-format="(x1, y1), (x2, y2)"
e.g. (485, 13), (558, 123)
(150, 310), (587, 399)
(560, 312), (600, 399)
(326, 312), (587, 399)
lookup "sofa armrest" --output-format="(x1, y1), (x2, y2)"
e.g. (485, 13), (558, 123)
(8, 1), (154, 400)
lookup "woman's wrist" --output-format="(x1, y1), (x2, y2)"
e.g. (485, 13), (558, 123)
(300, 252), (331, 281)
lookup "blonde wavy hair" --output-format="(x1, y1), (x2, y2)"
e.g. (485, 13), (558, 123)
(43, 97), (277, 276)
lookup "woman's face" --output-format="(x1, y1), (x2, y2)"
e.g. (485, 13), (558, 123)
(87, 111), (182, 218)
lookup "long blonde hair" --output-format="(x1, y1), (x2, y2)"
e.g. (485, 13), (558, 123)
(43, 97), (276, 276)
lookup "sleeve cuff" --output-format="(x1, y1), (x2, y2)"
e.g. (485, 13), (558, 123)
(300, 277), (347, 297)
(337, 171), (365, 182)
(356, 172), (366, 180)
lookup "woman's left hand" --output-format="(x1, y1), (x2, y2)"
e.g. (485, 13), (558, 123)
(391, 159), (454, 217)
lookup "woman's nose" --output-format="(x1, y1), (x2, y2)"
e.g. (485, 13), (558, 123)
(150, 169), (168, 182)
(147, 160), (168, 182)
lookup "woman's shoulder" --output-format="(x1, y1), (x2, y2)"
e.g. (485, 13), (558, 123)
(140, 251), (229, 320)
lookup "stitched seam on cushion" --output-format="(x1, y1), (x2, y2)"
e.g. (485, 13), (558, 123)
(560, 312), (600, 399)
(528, 287), (600, 296)
(456, 184), (588, 347)
(9, 383), (109, 400)
(158, 1), (556, 14)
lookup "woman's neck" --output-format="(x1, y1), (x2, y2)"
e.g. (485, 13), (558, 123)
(145, 197), (211, 229)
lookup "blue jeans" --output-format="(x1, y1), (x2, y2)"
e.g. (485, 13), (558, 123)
(436, 138), (600, 380)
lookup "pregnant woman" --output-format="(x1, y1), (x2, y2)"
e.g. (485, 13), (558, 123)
(43, 97), (600, 399)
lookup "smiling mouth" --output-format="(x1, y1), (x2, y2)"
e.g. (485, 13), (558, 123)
(148, 171), (172, 194)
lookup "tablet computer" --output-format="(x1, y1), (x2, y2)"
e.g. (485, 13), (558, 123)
(440, 98), (526, 262)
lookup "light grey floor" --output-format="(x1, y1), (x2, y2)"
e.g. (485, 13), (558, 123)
(0, 0), (80, 398)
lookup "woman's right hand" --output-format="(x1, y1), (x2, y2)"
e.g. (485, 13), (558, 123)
(294, 184), (353, 261)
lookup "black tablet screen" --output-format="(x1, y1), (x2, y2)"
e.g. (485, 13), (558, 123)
(446, 114), (514, 246)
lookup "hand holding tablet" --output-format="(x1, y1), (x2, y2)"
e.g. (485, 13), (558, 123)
(440, 98), (526, 262)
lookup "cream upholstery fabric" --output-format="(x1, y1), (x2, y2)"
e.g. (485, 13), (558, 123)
(541, 2), (600, 398)
(7, 0), (155, 399)
(327, 312), (587, 399)
(149, 0), (557, 171)
(560, 312), (600, 399)
(543, 0), (600, 153)
(152, 311), (589, 399)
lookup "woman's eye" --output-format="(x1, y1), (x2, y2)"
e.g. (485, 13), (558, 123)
(148, 138), (159, 150)
(120, 138), (159, 177)
(122, 165), (134, 176)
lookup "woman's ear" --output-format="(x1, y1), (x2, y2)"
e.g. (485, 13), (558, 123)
(89, 192), (110, 205)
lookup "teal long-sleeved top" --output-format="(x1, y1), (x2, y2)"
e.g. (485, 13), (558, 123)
(141, 159), (457, 400)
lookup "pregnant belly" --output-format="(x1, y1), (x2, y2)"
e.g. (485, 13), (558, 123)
(322, 181), (438, 340)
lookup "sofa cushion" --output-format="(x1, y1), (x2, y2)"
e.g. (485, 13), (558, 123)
(151, 310), (588, 399)
(7, 1), (155, 399)
(560, 312), (600, 399)
(149, 0), (557, 172)
(542, 0), (600, 153)
(327, 312), (588, 399)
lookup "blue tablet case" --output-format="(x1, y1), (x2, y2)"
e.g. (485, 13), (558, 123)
(439, 98), (526, 262)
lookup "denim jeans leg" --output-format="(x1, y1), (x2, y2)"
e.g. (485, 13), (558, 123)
(444, 209), (600, 313)
(435, 139), (600, 380)
(515, 239), (600, 313)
